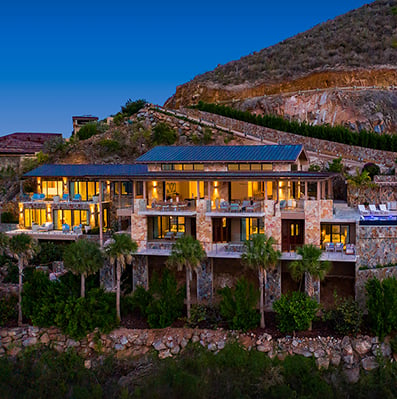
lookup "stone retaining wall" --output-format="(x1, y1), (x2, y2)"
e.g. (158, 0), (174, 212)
(356, 225), (397, 269)
(0, 326), (392, 380)
(355, 266), (397, 308)
(182, 108), (397, 167)
(348, 184), (397, 207)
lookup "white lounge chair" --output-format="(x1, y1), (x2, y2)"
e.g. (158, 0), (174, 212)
(379, 204), (390, 215)
(369, 204), (381, 215)
(358, 205), (370, 216)
(38, 222), (54, 232)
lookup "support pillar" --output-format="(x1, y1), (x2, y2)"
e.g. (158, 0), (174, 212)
(99, 181), (103, 247)
(133, 255), (149, 290)
(196, 258), (213, 302)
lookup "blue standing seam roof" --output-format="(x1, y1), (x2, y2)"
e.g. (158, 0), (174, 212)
(24, 164), (148, 178)
(135, 145), (304, 163)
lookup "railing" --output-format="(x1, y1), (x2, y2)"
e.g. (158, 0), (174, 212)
(145, 200), (196, 212)
(279, 199), (305, 212)
(209, 200), (264, 214)
(210, 242), (245, 254)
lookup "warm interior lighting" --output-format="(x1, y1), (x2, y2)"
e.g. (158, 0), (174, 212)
(153, 181), (157, 187)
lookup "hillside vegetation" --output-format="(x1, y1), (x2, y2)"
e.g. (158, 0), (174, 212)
(194, 0), (397, 86)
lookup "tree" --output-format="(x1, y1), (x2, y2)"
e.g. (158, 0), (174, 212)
(347, 167), (371, 187)
(288, 244), (330, 294)
(152, 122), (177, 145)
(327, 157), (344, 174)
(241, 234), (281, 328)
(63, 239), (104, 298)
(104, 234), (137, 321)
(8, 234), (38, 326)
(121, 99), (147, 117)
(167, 235), (206, 319)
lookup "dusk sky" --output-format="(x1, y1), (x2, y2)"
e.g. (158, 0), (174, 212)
(0, 0), (370, 137)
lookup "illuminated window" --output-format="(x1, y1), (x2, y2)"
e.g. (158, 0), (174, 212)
(320, 224), (350, 246)
(24, 208), (46, 227)
(240, 218), (264, 241)
(42, 180), (63, 198)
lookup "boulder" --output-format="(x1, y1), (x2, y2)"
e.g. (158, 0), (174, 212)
(344, 367), (360, 384)
(316, 357), (330, 370)
(361, 356), (379, 371)
(352, 339), (372, 356)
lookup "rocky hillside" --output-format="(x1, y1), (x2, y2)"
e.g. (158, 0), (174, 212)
(165, 0), (397, 133)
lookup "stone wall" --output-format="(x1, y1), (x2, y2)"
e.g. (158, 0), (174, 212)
(356, 266), (397, 308)
(183, 108), (397, 167)
(196, 200), (212, 251)
(0, 326), (392, 378)
(131, 199), (147, 250)
(264, 201), (281, 250)
(356, 225), (397, 269)
(304, 201), (321, 246)
(348, 183), (397, 207)
(133, 255), (148, 290)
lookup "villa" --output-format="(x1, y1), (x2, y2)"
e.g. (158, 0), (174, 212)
(10, 144), (397, 308)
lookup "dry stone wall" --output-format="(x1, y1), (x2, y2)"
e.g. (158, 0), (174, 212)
(0, 326), (392, 378)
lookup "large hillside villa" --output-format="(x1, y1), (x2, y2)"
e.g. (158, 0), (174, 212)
(9, 144), (397, 308)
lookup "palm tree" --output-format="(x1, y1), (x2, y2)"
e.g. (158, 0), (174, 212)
(8, 234), (38, 326)
(104, 233), (137, 321)
(0, 232), (9, 255)
(241, 234), (281, 329)
(288, 244), (331, 294)
(167, 235), (206, 319)
(63, 239), (104, 298)
(347, 167), (371, 188)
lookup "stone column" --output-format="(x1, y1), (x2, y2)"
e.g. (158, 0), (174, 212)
(133, 255), (148, 290)
(196, 258), (213, 302)
(100, 259), (115, 291)
(99, 181), (103, 247)
(304, 272), (320, 303)
(265, 264), (281, 310)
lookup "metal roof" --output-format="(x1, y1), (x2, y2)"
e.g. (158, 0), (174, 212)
(135, 145), (304, 163)
(24, 164), (335, 181)
(24, 164), (148, 178)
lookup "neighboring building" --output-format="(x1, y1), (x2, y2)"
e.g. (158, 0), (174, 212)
(0, 132), (62, 169)
(10, 144), (397, 308)
(72, 116), (98, 136)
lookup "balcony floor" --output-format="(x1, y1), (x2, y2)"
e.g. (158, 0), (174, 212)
(6, 229), (83, 241)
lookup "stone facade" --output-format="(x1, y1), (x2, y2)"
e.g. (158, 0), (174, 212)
(0, 326), (393, 376)
(197, 258), (213, 301)
(265, 265), (281, 309)
(356, 225), (397, 269)
(355, 266), (397, 308)
(347, 182), (397, 207)
(196, 200), (212, 251)
(133, 255), (148, 290)
(264, 200), (281, 250)
(100, 260), (115, 291)
(131, 199), (148, 250)
(304, 201), (321, 246)
(320, 200), (333, 220)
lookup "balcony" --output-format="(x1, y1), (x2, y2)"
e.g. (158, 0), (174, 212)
(206, 242), (245, 258)
(206, 200), (265, 217)
(139, 200), (197, 216)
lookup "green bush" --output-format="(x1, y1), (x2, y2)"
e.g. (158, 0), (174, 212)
(194, 102), (397, 152)
(146, 270), (184, 328)
(121, 98), (147, 117)
(1, 212), (18, 223)
(76, 123), (99, 140)
(325, 294), (362, 335)
(273, 291), (318, 333)
(55, 289), (117, 339)
(366, 277), (397, 339)
(152, 122), (177, 145)
(32, 241), (64, 266)
(122, 285), (152, 317)
(219, 277), (259, 331)
(97, 139), (122, 153)
(187, 304), (222, 329)
(22, 271), (117, 338)
(0, 295), (17, 325)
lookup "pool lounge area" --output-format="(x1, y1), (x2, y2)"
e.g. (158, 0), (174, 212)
(360, 214), (397, 225)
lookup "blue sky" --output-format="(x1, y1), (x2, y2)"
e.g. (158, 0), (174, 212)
(0, 0), (370, 137)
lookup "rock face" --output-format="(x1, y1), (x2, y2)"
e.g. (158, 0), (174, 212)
(165, 69), (397, 134)
(0, 326), (394, 375)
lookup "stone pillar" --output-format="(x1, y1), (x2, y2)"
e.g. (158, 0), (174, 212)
(304, 273), (320, 303)
(196, 199), (212, 252)
(100, 259), (115, 291)
(317, 181), (321, 201)
(133, 255), (148, 290)
(196, 258), (213, 302)
(265, 264), (281, 310)
(99, 181), (103, 247)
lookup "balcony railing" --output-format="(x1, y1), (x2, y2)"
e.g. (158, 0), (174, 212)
(209, 200), (264, 214)
(145, 199), (196, 213)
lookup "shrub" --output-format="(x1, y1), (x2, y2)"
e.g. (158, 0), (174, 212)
(219, 277), (259, 331)
(76, 123), (99, 140)
(121, 99), (147, 117)
(366, 277), (397, 339)
(55, 289), (118, 339)
(1, 212), (18, 223)
(152, 122), (177, 145)
(146, 270), (184, 328)
(325, 294), (362, 335)
(0, 295), (17, 325)
(363, 162), (380, 180)
(32, 241), (64, 266)
(97, 139), (122, 154)
(187, 304), (222, 329)
(122, 285), (152, 317)
(273, 291), (318, 333)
